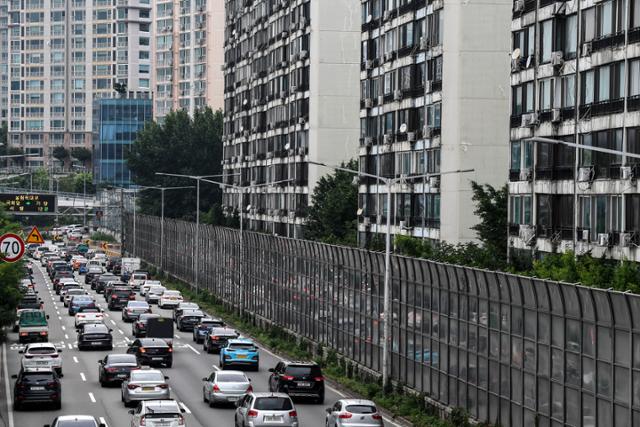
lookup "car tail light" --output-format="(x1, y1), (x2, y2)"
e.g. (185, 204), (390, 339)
(281, 375), (294, 381)
(127, 384), (139, 390)
(289, 410), (297, 418)
(105, 367), (117, 372)
(129, 295), (135, 300)
(78, 314), (85, 318)
(247, 410), (258, 418)
(212, 384), (221, 392)
(19, 332), (27, 336)
(211, 336), (219, 341)
(168, 347), (173, 353)
(372, 414), (383, 420)
(112, 296), (118, 300)
(40, 331), (48, 336)
(158, 384), (169, 389)
(46, 381), (57, 388)
(139, 347), (146, 353)
(177, 415), (185, 425)
(314, 376), (324, 382)
(50, 354), (58, 358)
(23, 354), (33, 359)
(338, 413), (353, 419)
(139, 416), (146, 426)
(246, 384), (253, 393)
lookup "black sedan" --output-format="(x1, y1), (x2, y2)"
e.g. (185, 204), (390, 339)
(98, 354), (140, 386)
(126, 338), (173, 368)
(132, 313), (161, 338)
(78, 323), (113, 351)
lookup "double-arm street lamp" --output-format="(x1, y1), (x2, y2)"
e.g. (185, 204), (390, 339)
(200, 178), (293, 315)
(154, 172), (229, 294)
(72, 164), (88, 228)
(135, 185), (195, 270)
(309, 160), (474, 387)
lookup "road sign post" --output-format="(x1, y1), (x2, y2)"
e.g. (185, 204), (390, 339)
(25, 226), (44, 245)
(0, 233), (25, 262)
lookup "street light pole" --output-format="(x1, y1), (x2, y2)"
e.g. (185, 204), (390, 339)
(155, 172), (229, 295)
(308, 160), (474, 388)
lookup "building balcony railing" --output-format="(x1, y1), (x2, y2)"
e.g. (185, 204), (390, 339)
(630, 27), (640, 43)
(535, 166), (574, 180)
(509, 169), (521, 181)
(629, 95), (640, 112)
(509, 223), (520, 236)
(582, 98), (624, 117)
(510, 115), (522, 128)
(592, 31), (625, 52)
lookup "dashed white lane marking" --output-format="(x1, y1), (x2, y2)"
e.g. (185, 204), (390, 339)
(186, 344), (200, 355)
(104, 313), (110, 317)
(88, 392), (96, 402)
(124, 337), (131, 343)
(64, 334), (69, 339)
(211, 365), (220, 371)
(174, 334), (180, 339)
(61, 325), (66, 331)
(110, 319), (116, 325)
(68, 343), (73, 350)
(99, 417), (108, 427)
(2, 343), (15, 427)
(118, 329), (124, 335)
(73, 357), (79, 363)
(179, 402), (191, 414)
(80, 372), (86, 382)
(58, 316), (62, 320)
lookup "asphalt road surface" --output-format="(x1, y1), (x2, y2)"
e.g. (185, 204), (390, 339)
(1, 259), (401, 427)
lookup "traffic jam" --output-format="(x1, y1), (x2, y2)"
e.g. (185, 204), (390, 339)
(3, 226), (389, 427)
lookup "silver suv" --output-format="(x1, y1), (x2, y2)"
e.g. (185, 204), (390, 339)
(128, 399), (186, 427)
(234, 393), (298, 427)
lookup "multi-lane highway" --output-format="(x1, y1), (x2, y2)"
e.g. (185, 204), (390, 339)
(1, 257), (402, 427)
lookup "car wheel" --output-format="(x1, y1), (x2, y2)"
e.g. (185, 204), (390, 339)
(203, 389), (208, 403)
(315, 394), (325, 405)
(53, 400), (61, 410)
(13, 401), (20, 411)
(165, 361), (172, 368)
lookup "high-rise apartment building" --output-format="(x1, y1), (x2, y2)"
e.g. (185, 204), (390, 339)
(508, 0), (640, 261)
(221, 0), (361, 237)
(6, 0), (152, 168)
(0, 0), (8, 122)
(357, 0), (511, 245)
(151, 0), (224, 121)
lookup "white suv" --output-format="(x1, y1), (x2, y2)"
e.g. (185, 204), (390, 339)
(128, 399), (186, 427)
(20, 342), (63, 376)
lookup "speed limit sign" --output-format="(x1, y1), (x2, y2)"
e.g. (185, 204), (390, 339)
(0, 233), (25, 263)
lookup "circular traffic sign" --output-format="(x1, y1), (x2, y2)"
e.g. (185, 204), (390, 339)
(0, 233), (25, 263)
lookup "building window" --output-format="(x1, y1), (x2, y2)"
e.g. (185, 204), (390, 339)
(510, 195), (532, 225)
(580, 195), (622, 236)
(512, 82), (534, 115)
(630, 59), (640, 97)
(580, 129), (623, 177)
(540, 20), (553, 63)
(562, 75), (576, 108)
(626, 195), (640, 232)
(539, 79), (553, 111)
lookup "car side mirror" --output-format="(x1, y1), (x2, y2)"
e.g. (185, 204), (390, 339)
(164, 376), (170, 380)
(127, 409), (134, 415)
(202, 377), (207, 381)
(18, 350), (24, 354)
(325, 408), (332, 414)
(99, 424), (106, 427)
(11, 374), (17, 379)
(268, 368), (275, 372)
(181, 408), (186, 413)
(46, 315), (50, 319)
(44, 424), (51, 427)
(98, 360), (103, 364)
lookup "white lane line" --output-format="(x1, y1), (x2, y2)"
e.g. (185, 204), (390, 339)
(73, 357), (79, 363)
(2, 343), (15, 427)
(80, 372), (86, 382)
(110, 319), (116, 325)
(118, 329), (124, 335)
(64, 334), (69, 339)
(124, 337), (131, 343)
(99, 417), (108, 427)
(88, 392), (96, 402)
(179, 402), (191, 414)
(68, 343), (73, 350)
(186, 344), (200, 355)
(61, 325), (66, 331)
(211, 365), (220, 371)
(58, 316), (62, 320)
(174, 334), (180, 339)
(104, 313), (110, 317)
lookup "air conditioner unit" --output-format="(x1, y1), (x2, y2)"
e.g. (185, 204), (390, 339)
(394, 90), (402, 101)
(423, 126), (434, 138)
(297, 147), (306, 156)
(582, 229), (590, 241)
(581, 42), (592, 57)
(597, 233), (610, 247)
(280, 91), (287, 99)
(429, 176), (439, 188)
(620, 232), (636, 247)
(399, 220), (412, 230)
(362, 217), (371, 227)
(551, 51), (564, 67)
(383, 134), (393, 144)
(365, 60), (374, 70)
(621, 166), (634, 180)
(288, 149), (296, 156)
(519, 224), (536, 245)
(298, 117), (306, 125)
(384, 52), (393, 62)
(425, 80), (432, 93)
(298, 19), (307, 30)
(364, 137), (373, 147)
(299, 50), (308, 60)
(521, 113), (539, 127)
(577, 167), (593, 182)
(288, 211), (296, 219)
(364, 98), (373, 108)
(419, 37), (429, 50)
(378, 95), (384, 105)
(519, 167), (532, 181)
(407, 132), (417, 142)
(281, 31), (288, 38)
(383, 11), (391, 21)
(551, 108), (562, 123)
(514, 0), (524, 12)
(290, 84), (298, 93)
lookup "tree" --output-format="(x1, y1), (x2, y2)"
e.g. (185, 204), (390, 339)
(127, 108), (224, 220)
(470, 181), (508, 264)
(305, 160), (358, 245)
(0, 122), (7, 156)
(0, 204), (25, 339)
(71, 147), (92, 166)
(52, 147), (69, 167)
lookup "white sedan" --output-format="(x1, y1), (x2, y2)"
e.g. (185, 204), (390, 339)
(159, 290), (183, 309)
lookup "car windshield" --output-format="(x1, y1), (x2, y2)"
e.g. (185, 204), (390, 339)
(345, 405), (377, 414)
(107, 355), (137, 364)
(114, 291), (130, 297)
(216, 373), (247, 383)
(27, 347), (56, 354)
(254, 397), (293, 411)
(57, 421), (97, 427)
(128, 302), (149, 308)
(285, 365), (322, 377)
(130, 371), (164, 382)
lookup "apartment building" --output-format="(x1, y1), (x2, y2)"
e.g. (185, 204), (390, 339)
(508, 0), (640, 261)
(151, 0), (224, 121)
(0, 0), (8, 122)
(221, 0), (361, 238)
(357, 0), (511, 245)
(6, 0), (152, 168)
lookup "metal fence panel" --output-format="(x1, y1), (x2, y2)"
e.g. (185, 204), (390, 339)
(123, 214), (640, 426)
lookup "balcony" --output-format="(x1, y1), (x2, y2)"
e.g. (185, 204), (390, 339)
(592, 31), (625, 52)
(509, 169), (521, 181)
(630, 27), (640, 44)
(629, 95), (640, 112)
(591, 98), (624, 116)
(535, 166), (574, 181)
(508, 223), (520, 236)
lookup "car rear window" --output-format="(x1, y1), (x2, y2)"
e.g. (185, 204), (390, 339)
(133, 274), (147, 280)
(163, 291), (180, 296)
(201, 320), (224, 327)
(114, 291), (130, 297)
(346, 405), (377, 414)
(27, 347), (56, 354)
(58, 421), (97, 427)
(131, 371), (164, 382)
(285, 365), (322, 377)
(129, 301), (149, 308)
(23, 373), (55, 383)
(254, 397), (293, 411)
(107, 355), (137, 364)
(216, 373), (247, 383)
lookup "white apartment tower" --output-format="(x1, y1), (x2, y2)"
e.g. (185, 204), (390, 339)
(151, 0), (224, 120)
(221, 0), (362, 238)
(6, 0), (152, 168)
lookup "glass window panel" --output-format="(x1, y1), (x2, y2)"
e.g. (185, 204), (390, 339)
(615, 365), (630, 403)
(598, 361), (612, 396)
(584, 357), (596, 391)
(552, 348), (564, 381)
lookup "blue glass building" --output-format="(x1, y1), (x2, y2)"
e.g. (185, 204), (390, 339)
(92, 97), (153, 188)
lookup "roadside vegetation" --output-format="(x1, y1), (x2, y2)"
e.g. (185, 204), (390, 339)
(89, 231), (116, 243)
(0, 205), (26, 341)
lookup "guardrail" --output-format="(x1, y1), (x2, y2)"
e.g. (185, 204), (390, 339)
(123, 213), (640, 427)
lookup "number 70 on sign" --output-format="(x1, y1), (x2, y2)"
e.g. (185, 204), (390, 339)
(0, 233), (25, 263)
